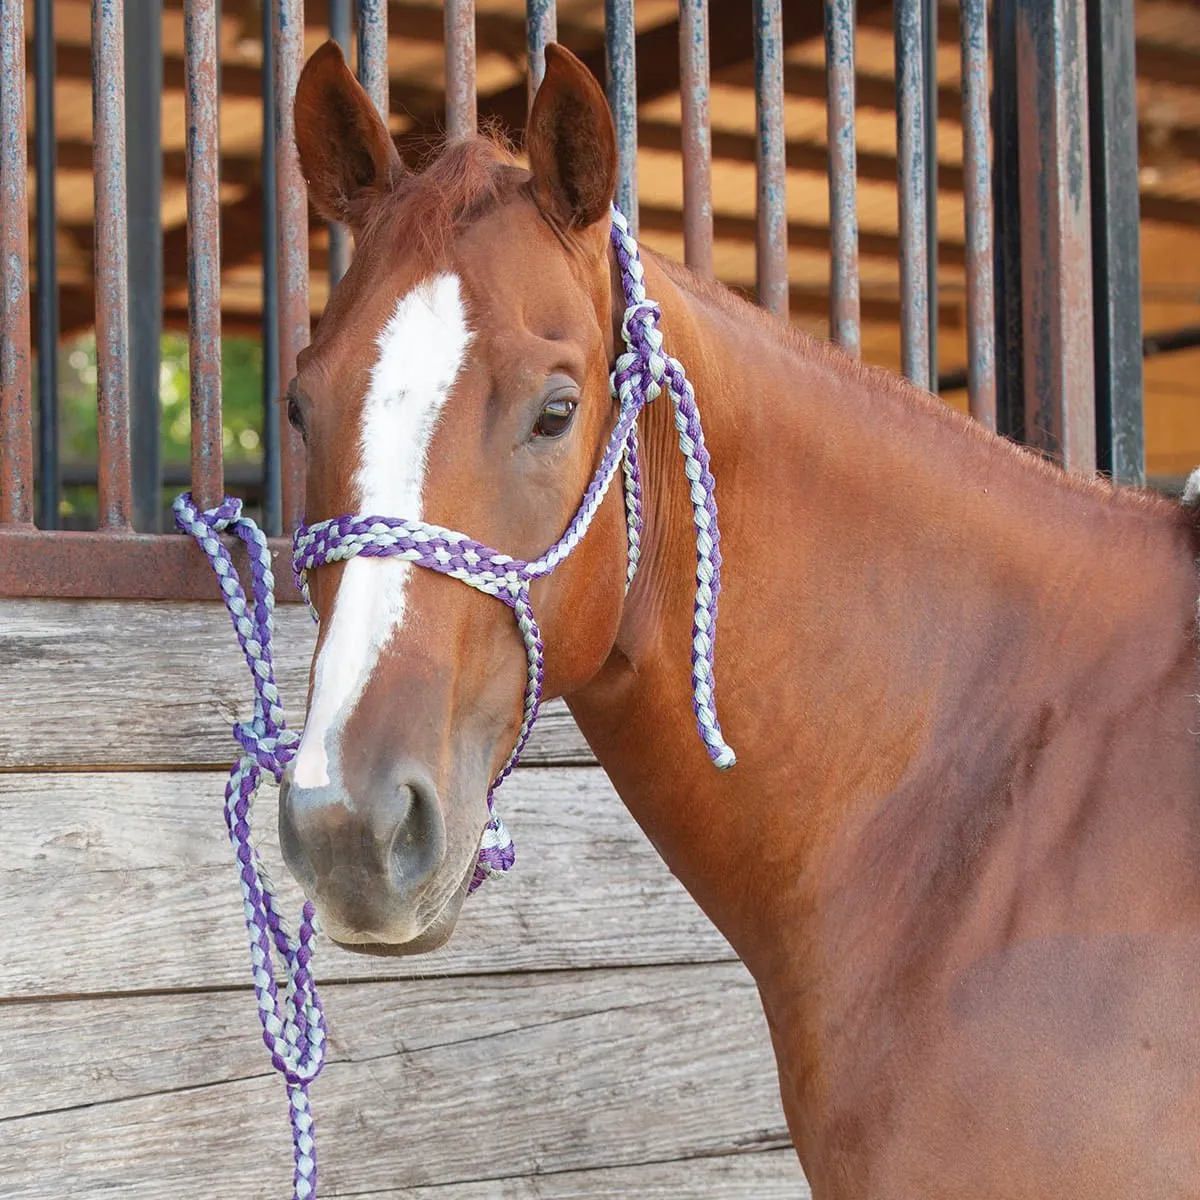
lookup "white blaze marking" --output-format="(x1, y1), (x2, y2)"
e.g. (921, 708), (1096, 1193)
(293, 273), (472, 789)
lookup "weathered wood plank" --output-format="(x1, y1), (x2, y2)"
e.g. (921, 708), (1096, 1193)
(0, 599), (595, 769)
(0, 966), (795, 1197)
(0, 767), (733, 999)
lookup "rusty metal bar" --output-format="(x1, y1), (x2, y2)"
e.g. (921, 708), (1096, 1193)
(1016, 0), (1095, 474)
(327, 0), (352, 287)
(445, 0), (478, 141)
(679, 0), (713, 279)
(824, 0), (860, 355)
(92, 0), (134, 529)
(275, 0), (309, 531)
(922, 0), (938, 388)
(754, 0), (788, 320)
(0, 0), (34, 526)
(185, 0), (225, 512)
(261, 0), (281, 536)
(34, 0), (59, 528)
(526, 0), (557, 111)
(961, 0), (996, 431)
(894, 0), (930, 389)
(1087, 0), (1143, 485)
(606, 0), (638, 233)
(357, 0), (389, 122)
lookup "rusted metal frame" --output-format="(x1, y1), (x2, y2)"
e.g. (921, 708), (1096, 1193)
(894, 0), (931, 390)
(679, 0), (714, 280)
(92, 0), (134, 530)
(0, 529), (304, 601)
(126, 0), (164, 531)
(445, 0), (478, 141)
(261, 0), (282, 536)
(753, 0), (788, 321)
(275, 0), (309, 532)
(1086, 0), (1143, 486)
(922, 0), (937, 389)
(185, 0), (225, 513)
(0, 0), (34, 528)
(1015, 0), (1096, 474)
(525, 0), (557, 110)
(34, 0), (59, 529)
(357, 0), (389, 122)
(605, 0), (638, 235)
(960, 0), (996, 431)
(327, 0), (352, 287)
(824, 0), (860, 355)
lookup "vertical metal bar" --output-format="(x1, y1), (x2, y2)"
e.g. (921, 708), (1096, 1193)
(824, 0), (860, 355)
(922, 0), (938, 388)
(1087, 0), (1143, 485)
(961, 0), (996, 431)
(276, 0), (309, 531)
(526, 0), (557, 111)
(357, 0), (389, 122)
(991, 0), (1024, 441)
(0, 0), (34, 526)
(679, 0), (713, 279)
(261, 0), (281, 536)
(894, 0), (930, 389)
(606, 0), (638, 233)
(327, 0), (352, 288)
(754, 0), (788, 320)
(126, 0), (163, 531)
(34, 0), (59, 528)
(1015, 0), (1096, 474)
(445, 0), (477, 141)
(185, 0), (224, 511)
(93, 0), (134, 529)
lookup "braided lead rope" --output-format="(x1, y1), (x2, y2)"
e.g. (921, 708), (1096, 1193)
(172, 493), (325, 1200)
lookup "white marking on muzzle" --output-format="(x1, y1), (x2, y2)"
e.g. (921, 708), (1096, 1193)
(293, 273), (472, 789)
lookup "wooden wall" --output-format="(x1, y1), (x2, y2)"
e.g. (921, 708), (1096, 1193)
(0, 599), (807, 1198)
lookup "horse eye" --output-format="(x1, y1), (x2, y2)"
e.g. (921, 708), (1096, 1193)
(287, 393), (307, 444)
(533, 395), (577, 440)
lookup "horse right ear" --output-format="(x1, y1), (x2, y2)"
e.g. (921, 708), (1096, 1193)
(294, 41), (405, 229)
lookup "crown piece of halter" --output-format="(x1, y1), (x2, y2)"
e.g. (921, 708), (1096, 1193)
(173, 202), (733, 1200)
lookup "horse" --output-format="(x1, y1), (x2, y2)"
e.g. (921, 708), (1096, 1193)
(278, 39), (1200, 1198)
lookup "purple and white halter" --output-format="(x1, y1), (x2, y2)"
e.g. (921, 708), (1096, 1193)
(175, 204), (734, 1199)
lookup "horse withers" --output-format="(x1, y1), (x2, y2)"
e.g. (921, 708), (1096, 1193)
(279, 39), (1200, 1198)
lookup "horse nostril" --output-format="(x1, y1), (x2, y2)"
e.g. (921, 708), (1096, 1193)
(278, 771), (319, 893)
(383, 771), (446, 889)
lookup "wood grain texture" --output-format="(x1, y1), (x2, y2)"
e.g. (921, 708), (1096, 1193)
(0, 598), (595, 769)
(0, 767), (733, 999)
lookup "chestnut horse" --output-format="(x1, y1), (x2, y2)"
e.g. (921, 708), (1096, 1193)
(280, 41), (1200, 1198)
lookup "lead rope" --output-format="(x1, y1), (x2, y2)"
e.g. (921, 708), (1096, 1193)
(175, 203), (734, 1199)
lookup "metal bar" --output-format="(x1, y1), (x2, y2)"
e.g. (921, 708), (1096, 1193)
(92, 0), (134, 529)
(894, 0), (930, 389)
(1087, 0), (1143, 485)
(0, 0), (34, 526)
(445, 0), (478, 141)
(754, 0), (788, 320)
(261, 0), (281, 536)
(679, 0), (713, 278)
(185, 0), (224, 512)
(34, 0), (59, 529)
(824, 0), (860, 354)
(275, 0), (309, 532)
(526, 0), (557, 111)
(327, 0), (352, 287)
(126, 0), (163, 531)
(923, 0), (938, 388)
(357, 0), (389, 122)
(961, 0), (996, 431)
(1016, 0), (1096, 474)
(606, 0), (638, 233)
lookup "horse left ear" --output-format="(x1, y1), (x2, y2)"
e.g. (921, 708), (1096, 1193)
(526, 44), (617, 229)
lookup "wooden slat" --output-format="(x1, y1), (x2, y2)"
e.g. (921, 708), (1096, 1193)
(0, 966), (795, 1197)
(0, 767), (732, 999)
(0, 599), (594, 769)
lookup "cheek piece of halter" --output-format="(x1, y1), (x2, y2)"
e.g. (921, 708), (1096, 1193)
(172, 204), (734, 1200)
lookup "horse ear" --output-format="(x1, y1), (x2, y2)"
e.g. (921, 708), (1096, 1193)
(294, 40), (405, 229)
(525, 44), (617, 229)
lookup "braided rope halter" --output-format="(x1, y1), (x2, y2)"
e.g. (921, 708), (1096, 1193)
(175, 204), (734, 1199)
